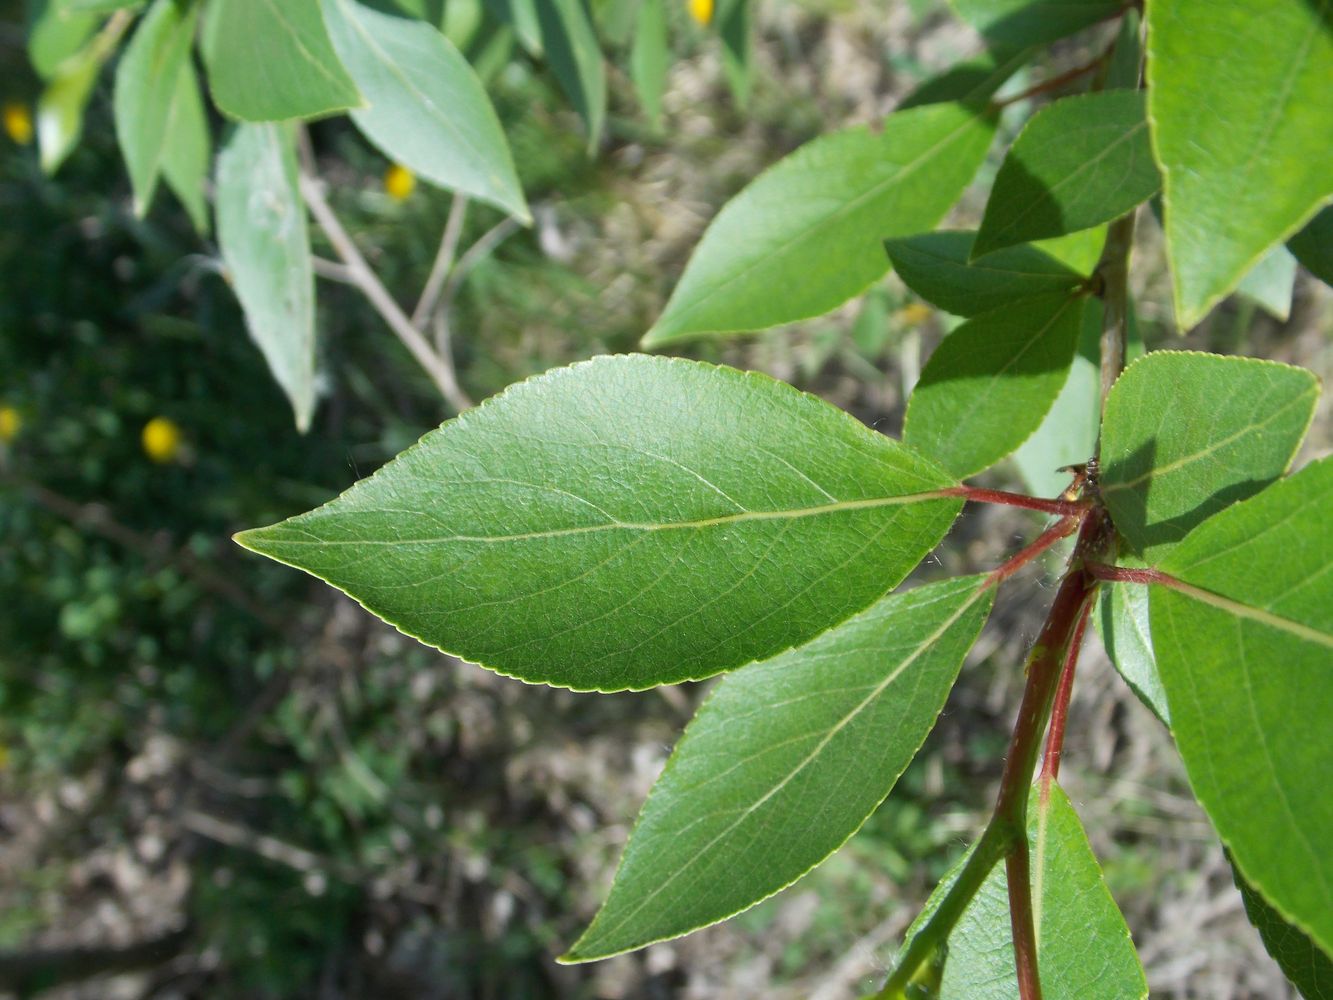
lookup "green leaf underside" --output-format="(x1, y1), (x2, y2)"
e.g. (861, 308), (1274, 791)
(1236, 245), (1299, 322)
(237, 356), (963, 692)
(215, 124), (317, 431)
(885, 231), (1084, 318)
(643, 102), (997, 345)
(896, 784), (1147, 999)
(1095, 579), (1168, 726)
(160, 62), (212, 234)
(322, 0), (529, 220)
(950, 0), (1124, 47)
(1289, 205), (1333, 288)
(1235, 864), (1333, 1000)
(537, 0), (607, 148)
(1147, 0), (1333, 328)
(1099, 351), (1318, 563)
(904, 293), (1084, 479)
(1151, 457), (1333, 960)
(974, 91), (1158, 258)
(113, 0), (199, 216)
(204, 0), (361, 121)
(563, 574), (994, 962)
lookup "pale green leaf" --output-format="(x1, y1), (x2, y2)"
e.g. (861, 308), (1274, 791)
(537, 0), (606, 149)
(885, 231), (1084, 318)
(974, 91), (1158, 257)
(112, 0), (199, 216)
(27, 0), (98, 80)
(893, 784), (1147, 999)
(1099, 351), (1319, 562)
(904, 293), (1085, 478)
(215, 124), (317, 431)
(236, 356), (964, 692)
(643, 103), (997, 346)
(563, 574), (994, 962)
(1289, 205), (1333, 288)
(1151, 457), (1333, 959)
(35, 23), (118, 174)
(1095, 579), (1168, 726)
(1235, 863), (1333, 1000)
(949, 0), (1123, 47)
(1236, 245), (1299, 322)
(630, 0), (668, 129)
(160, 59), (212, 235)
(203, 0), (361, 122)
(1147, 0), (1333, 327)
(321, 0), (529, 221)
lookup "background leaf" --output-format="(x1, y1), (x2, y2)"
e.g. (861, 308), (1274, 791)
(1236, 245), (1299, 322)
(904, 293), (1085, 478)
(1235, 862), (1333, 1000)
(1099, 351), (1318, 562)
(564, 575), (994, 962)
(1151, 457), (1333, 960)
(160, 59), (212, 234)
(237, 356), (963, 692)
(949, 0), (1123, 48)
(35, 20), (119, 174)
(974, 91), (1158, 257)
(536, 0), (606, 149)
(112, 0), (199, 216)
(1288, 205), (1333, 288)
(630, 0), (668, 129)
(26, 0), (98, 80)
(215, 123), (317, 431)
(643, 103), (997, 345)
(322, 0), (529, 221)
(203, 0), (361, 122)
(1147, 0), (1333, 327)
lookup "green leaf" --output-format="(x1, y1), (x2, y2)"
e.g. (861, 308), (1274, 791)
(321, 0), (529, 221)
(1147, 0), (1333, 328)
(718, 0), (751, 110)
(536, 0), (606, 149)
(35, 20), (120, 174)
(160, 59), (212, 234)
(215, 124), (317, 431)
(1289, 206), (1333, 288)
(483, 0), (541, 56)
(898, 46), (1033, 111)
(895, 784), (1147, 999)
(1150, 457), (1333, 960)
(1235, 863), (1333, 1000)
(203, 0), (361, 122)
(949, 0), (1124, 48)
(1236, 245), (1299, 322)
(1099, 352), (1319, 562)
(904, 293), (1085, 479)
(1011, 298), (1100, 498)
(563, 574), (995, 962)
(112, 0), (199, 216)
(27, 0), (98, 80)
(973, 91), (1158, 258)
(643, 102), (997, 346)
(885, 231), (1084, 318)
(1095, 579), (1168, 726)
(1104, 8), (1141, 90)
(630, 0), (668, 129)
(236, 356), (964, 692)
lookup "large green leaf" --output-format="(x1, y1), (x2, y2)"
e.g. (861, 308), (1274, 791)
(885, 231), (1085, 318)
(904, 293), (1085, 479)
(236, 356), (964, 691)
(160, 60), (212, 234)
(536, 0), (606, 149)
(1235, 863), (1333, 1000)
(973, 91), (1158, 258)
(642, 103), (996, 346)
(1289, 205), (1333, 288)
(1099, 352), (1319, 562)
(215, 124), (317, 431)
(203, 0), (361, 122)
(112, 0), (199, 216)
(892, 784), (1147, 999)
(1150, 457), (1333, 959)
(1147, 0), (1333, 328)
(949, 0), (1123, 47)
(321, 0), (529, 221)
(563, 574), (994, 962)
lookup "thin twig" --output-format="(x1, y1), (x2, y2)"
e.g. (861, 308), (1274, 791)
(947, 484), (1090, 518)
(1041, 601), (1094, 783)
(438, 216), (522, 314)
(992, 44), (1116, 109)
(430, 310), (476, 410)
(1007, 840), (1041, 1000)
(312, 256), (357, 284)
(412, 194), (469, 329)
(299, 172), (471, 413)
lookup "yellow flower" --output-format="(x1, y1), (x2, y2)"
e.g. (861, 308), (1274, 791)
(3, 102), (33, 146)
(384, 164), (416, 201)
(142, 417), (182, 464)
(0, 405), (20, 443)
(896, 302), (933, 326)
(687, 0), (714, 26)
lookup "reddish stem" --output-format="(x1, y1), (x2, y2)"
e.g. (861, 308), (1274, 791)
(987, 516), (1080, 587)
(992, 47), (1114, 109)
(947, 485), (1090, 518)
(1085, 562), (1172, 586)
(1040, 599), (1094, 783)
(1007, 841), (1041, 1000)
